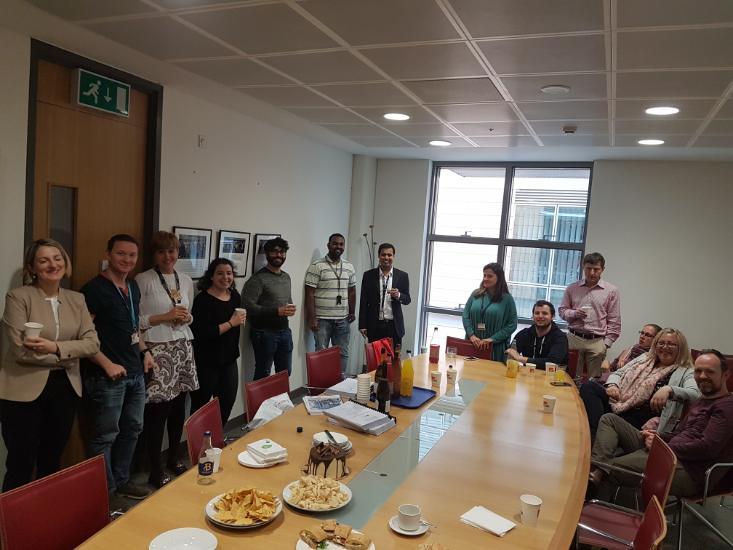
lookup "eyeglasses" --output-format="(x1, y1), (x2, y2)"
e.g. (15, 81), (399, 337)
(639, 331), (656, 338)
(657, 342), (679, 349)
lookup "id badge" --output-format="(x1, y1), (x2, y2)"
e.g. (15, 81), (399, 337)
(336, 295), (342, 305)
(477, 322), (486, 331)
(131, 332), (140, 345)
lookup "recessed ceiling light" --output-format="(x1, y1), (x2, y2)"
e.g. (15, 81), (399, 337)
(429, 140), (451, 147)
(383, 112), (410, 121)
(645, 106), (680, 116)
(540, 84), (571, 95)
(638, 139), (665, 146)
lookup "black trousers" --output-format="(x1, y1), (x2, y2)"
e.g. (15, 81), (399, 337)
(140, 392), (187, 480)
(190, 361), (238, 427)
(0, 370), (79, 491)
(368, 320), (402, 349)
(580, 380), (655, 435)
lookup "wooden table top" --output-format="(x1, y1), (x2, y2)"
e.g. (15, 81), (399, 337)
(79, 355), (590, 549)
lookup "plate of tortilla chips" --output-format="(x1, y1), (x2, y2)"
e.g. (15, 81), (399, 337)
(205, 487), (282, 529)
(283, 475), (352, 512)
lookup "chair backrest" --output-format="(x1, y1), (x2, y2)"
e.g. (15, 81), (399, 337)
(245, 370), (290, 422)
(364, 341), (378, 372)
(0, 455), (109, 550)
(641, 433), (677, 509)
(306, 346), (343, 394)
(185, 398), (226, 465)
(566, 348), (580, 379)
(445, 336), (492, 360)
(725, 355), (733, 392)
(633, 495), (667, 550)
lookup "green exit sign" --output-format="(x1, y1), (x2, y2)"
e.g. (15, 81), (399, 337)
(72, 69), (130, 117)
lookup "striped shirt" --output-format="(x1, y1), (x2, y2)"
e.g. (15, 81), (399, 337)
(304, 256), (356, 319)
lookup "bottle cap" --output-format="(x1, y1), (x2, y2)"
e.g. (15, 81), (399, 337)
(296, 426), (303, 433)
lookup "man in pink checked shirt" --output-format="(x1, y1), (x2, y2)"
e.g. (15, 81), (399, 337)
(559, 252), (621, 379)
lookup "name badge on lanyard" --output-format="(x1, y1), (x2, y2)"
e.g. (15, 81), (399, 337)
(477, 322), (486, 331)
(115, 282), (139, 345)
(477, 296), (489, 332)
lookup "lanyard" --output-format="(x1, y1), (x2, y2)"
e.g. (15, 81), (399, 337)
(326, 257), (343, 294)
(479, 295), (491, 318)
(381, 272), (391, 309)
(155, 267), (181, 307)
(114, 281), (137, 331)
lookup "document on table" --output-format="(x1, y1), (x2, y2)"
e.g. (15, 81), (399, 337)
(324, 401), (394, 435)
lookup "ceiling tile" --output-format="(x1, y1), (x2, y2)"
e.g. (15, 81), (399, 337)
(349, 137), (416, 147)
(84, 17), (232, 59)
(615, 135), (690, 146)
(615, 99), (716, 119)
(541, 135), (609, 146)
(618, 29), (733, 70)
(477, 35), (605, 74)
(516, 100), (608, 119)
(449, 0), (604, 37)
(360, 43), (485, 80)
(618, 0), (733, 28)
(300, 0), (460, 45)
(262, 51), (382, 84)
(402, 78), (502, 104)
(528, 120), (608, 135)
(312, 83), (415, 106)
(239, 86), (334, 107)
(285, 108), (366, 123)
(702, 120), (733, 134)
(28, 0), (154, 19)
(352, 106), (441, 124)
(321, 124), (395, 137)
(156, 0), (245, 7)
(414, 137), (473, 147)
(452, 121), (530, 136)
(174, 58), (290, 86)
(471, 136), (538, 147)
(180, 4), (337, 54)
(693, 135), (733, 147)
(616, 71), (733, 98)
(615, 119), (703, 134)
(387, 124), (459, 138)
(427, 103), (518, 122)
(501, 73), (607, 101)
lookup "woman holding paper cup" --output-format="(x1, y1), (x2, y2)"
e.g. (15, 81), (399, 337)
(191, 258), (245, 427)
(462, 263), (517, 361)
(0, 238), (99, 491)
(136, 231), (198, 487)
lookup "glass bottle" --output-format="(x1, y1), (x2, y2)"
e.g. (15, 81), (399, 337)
(400, 350), (414, 397)
(376, 349), (391, 414)
(197, 431), (215, 484)
(391, 345), (402, 398)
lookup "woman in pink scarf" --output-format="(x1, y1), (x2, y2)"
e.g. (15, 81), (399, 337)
(580, 328), (697, 436)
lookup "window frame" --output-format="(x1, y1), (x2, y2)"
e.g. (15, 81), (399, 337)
(420, 161), (594, 348)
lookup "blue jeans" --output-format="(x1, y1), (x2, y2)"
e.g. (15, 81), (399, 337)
(251, 329), (293, 380)
(314, 318), (351, 375)
(83, 373), (145, 492)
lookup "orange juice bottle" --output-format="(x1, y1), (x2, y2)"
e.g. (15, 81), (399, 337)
(400, 351), (414, 397)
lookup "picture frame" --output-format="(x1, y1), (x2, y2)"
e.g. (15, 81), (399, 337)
(252, 233), (281, 273)
(173, 226), (212, 279)
(217, 229), (251, 278)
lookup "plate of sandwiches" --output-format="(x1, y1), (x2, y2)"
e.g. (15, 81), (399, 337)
(297, 520), (374, 550)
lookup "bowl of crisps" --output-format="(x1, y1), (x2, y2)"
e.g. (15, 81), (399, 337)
(283, 475), (352, 512)
(205, 487), (282, 529)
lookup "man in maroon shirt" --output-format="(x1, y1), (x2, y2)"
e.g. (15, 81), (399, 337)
(589, 349), (732, 497)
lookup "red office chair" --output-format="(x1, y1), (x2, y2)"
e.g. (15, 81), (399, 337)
(244, 370), (290, 422)
(364, 342), (377, 372)
(0, 455), (110, 550)
(306, 347), (343, 394)
(365, 338), (393, 372)
(578, 434), (676, 549)
(445, 336), (492, 360)
(184, 398), (226, 465)
(578, 495), (667, 550)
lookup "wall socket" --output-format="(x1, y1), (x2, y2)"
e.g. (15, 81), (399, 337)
(197, 134), (207, 149)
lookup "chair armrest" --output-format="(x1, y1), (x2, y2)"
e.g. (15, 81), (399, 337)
(587, 499), (644, 517)
(577, 522), (633, 547)
(702, 462), (733, 504)
(591, 460), (645, 480)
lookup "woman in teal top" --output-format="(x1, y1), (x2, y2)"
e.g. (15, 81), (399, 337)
(462, 263), (518, 361)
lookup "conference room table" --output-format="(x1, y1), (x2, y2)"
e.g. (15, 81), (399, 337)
(79, 353), (590, 549)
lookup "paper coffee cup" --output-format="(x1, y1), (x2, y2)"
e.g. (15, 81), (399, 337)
(206, 447), (222, 472)
(24, 322), (43, 339)
(520, 494), (542, 527)
(526, 363), (536, 374)
(545, 363), (557, 376)
(542, 395), (557, 414)
(446, 368), (458, 384)
(398, 504), (421, 531)
(430, 370), (442, 387)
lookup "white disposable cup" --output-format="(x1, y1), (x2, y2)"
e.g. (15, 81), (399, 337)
(235, 307), (246, 315)
(205, 447), (222, 472)
(356, 374), (371, 404)
(446, 368), (458, 384)
(545, 363), (557, 376)
(24, 322), (43, 339)
(430, 370), (442, 387)
(542, 395), (557, 414)
(520, 494), (542, 527)
(526, 362), (537, 374)
(398, 503), (421, 531)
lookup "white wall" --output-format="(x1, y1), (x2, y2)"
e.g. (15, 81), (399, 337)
(588, 160), (733, 353)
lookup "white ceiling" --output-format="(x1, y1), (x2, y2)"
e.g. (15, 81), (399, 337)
(26, 0), (733, 160)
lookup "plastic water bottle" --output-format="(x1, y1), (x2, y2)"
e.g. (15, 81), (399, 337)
(197, 431), (215, 485)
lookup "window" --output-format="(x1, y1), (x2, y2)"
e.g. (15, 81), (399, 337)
(421, 164), (592, 346)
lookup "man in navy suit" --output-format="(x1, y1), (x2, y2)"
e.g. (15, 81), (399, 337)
(358, 243), (411, 348)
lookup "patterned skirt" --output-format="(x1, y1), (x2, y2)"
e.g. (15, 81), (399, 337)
(146, 339), (199, 403)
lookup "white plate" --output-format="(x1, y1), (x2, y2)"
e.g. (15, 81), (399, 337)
(282, 480), (352, 512)
(149, 527), (217, 550)
(238, 450), (287, 469)
(294, 530), (376, 550)
(388, 515), (429, 536)
(312, 431), (349, 446)
(205, 493), (282, 529)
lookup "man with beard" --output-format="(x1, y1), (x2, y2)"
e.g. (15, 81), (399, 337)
(305, 234), (356, 375)
(589, 349), (733, 497)
(243, 237), (295, 380)
(506, 300), (568, 369)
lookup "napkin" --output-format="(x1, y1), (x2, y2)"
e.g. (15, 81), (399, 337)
(460, 505), (516, 537)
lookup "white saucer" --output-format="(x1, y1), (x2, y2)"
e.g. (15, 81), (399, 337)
(388, 515), (429, 536)
(237, 450), (286, 468)
(149, 527), (217, 549)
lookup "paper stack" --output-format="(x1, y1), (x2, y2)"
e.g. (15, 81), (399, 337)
(460, 505), (516, 537)
(323, 401), (395, 435)
(324, 378), (361, 400)
(302, 394), (343, 415)
(246, 438), (288, 466)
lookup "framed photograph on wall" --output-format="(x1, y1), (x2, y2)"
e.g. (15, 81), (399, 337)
(217, 230), (251, 277)
(252, 233), (281, 273)
(173, 226), (212, 279)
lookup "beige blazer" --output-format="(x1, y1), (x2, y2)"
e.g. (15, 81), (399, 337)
(0, 286), (100, 401)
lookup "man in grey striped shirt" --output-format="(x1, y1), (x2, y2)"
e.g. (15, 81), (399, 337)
(305, 234), (356, 375)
